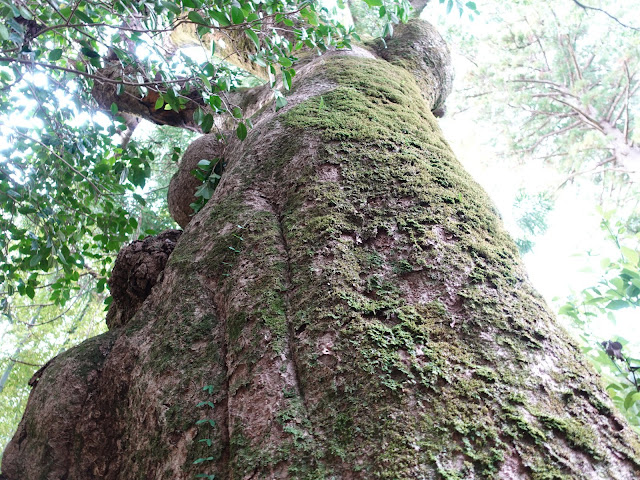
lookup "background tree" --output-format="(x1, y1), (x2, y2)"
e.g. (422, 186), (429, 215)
(429, 0), (640, 429)
(448, 0), (639, 204)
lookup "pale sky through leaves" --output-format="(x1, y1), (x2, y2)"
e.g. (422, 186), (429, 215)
(425, 0), (640, 349)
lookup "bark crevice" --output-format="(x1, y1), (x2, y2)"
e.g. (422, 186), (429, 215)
(274, 209), (309, 415)
(203, 277), (232, 477)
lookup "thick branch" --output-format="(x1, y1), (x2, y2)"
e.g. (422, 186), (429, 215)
(91, 63), (204, 130)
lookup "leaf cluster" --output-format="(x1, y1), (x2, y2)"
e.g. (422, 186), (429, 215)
(558, 212), (640, 428)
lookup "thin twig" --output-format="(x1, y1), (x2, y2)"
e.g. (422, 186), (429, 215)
(0, 56), (197, 88)
(8, 358), (44, 368)
(572, 0), (640, 31)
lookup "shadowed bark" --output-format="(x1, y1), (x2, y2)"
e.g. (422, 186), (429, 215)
(3, 19), (640, 480)
(106, 230), (182, 329)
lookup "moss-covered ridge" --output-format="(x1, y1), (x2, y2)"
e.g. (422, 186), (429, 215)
(263, 55), (640, 478)
(164, 52), (640, 477)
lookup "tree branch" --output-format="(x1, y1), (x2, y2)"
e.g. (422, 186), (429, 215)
(556, 156), (617, 190)
(605, 77), (627, 123)
(8, 358), (44, 368)
(549, 97), (604, 133)
(571, 0), (640, 31)
(523, 121), (583, 153)
(623, 62), (631, 143)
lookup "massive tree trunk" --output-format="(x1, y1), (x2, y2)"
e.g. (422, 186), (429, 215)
(3, 19), (640, 479)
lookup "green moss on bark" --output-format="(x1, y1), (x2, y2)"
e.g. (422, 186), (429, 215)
(260, 55), (640, 477)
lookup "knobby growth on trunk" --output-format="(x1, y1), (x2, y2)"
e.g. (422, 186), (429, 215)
(3, 19), (640, 480)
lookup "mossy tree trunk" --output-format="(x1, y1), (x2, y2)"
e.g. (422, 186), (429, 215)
(3, 20), (640, 480)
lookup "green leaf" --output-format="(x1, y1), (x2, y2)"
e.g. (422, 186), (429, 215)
(245, 28), (260, 50)
(0, 25), (10, 42)
(193, 169), (208, 182)
(195, 419), (216, 427)
(18, 6), (33, 20)
(29, 254), (42, 267)
(621, 246), (639, 265)
(279, 56), (293, 67)
(198, 438), (213, 446)
(231, 6), (245, 24)
(275, 92), (287, 110)
(200, 113), (213, 133)
(209, 95), (222, 110)
(202, 62), (215, 77)
(446, 0), (454, 14)
(193, 456), (214, 465)
(193, 107), (204, 126)
(383, 22), (393, 38)
(624, 391), (640, 410)
(74, 10), (93, 23)
(196, 400), (215, 408)
(201, 114), (214, 133)
(300, 7), (319, 26)
(188, 11), (207, 25)
(199, 73), (211, 90)
(25, 285), (35, 299)
(231, 107), (242, 119)
(163, 1), (182, 14)
(210, 10), (231, 27)
(363, 0), (383, 6)
(283, 70), (292, 90)
(80, 47), (100, 58)
(110, 103), (118, 115)
(154, 95), (164, 110)
(236, 122), (247, 140)
(48, 49), (63, 61)
(132, 193), (147, 206)
(606, 300), (629, 310)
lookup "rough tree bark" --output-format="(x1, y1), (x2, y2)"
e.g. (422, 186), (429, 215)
(3, 19), (640, 480)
